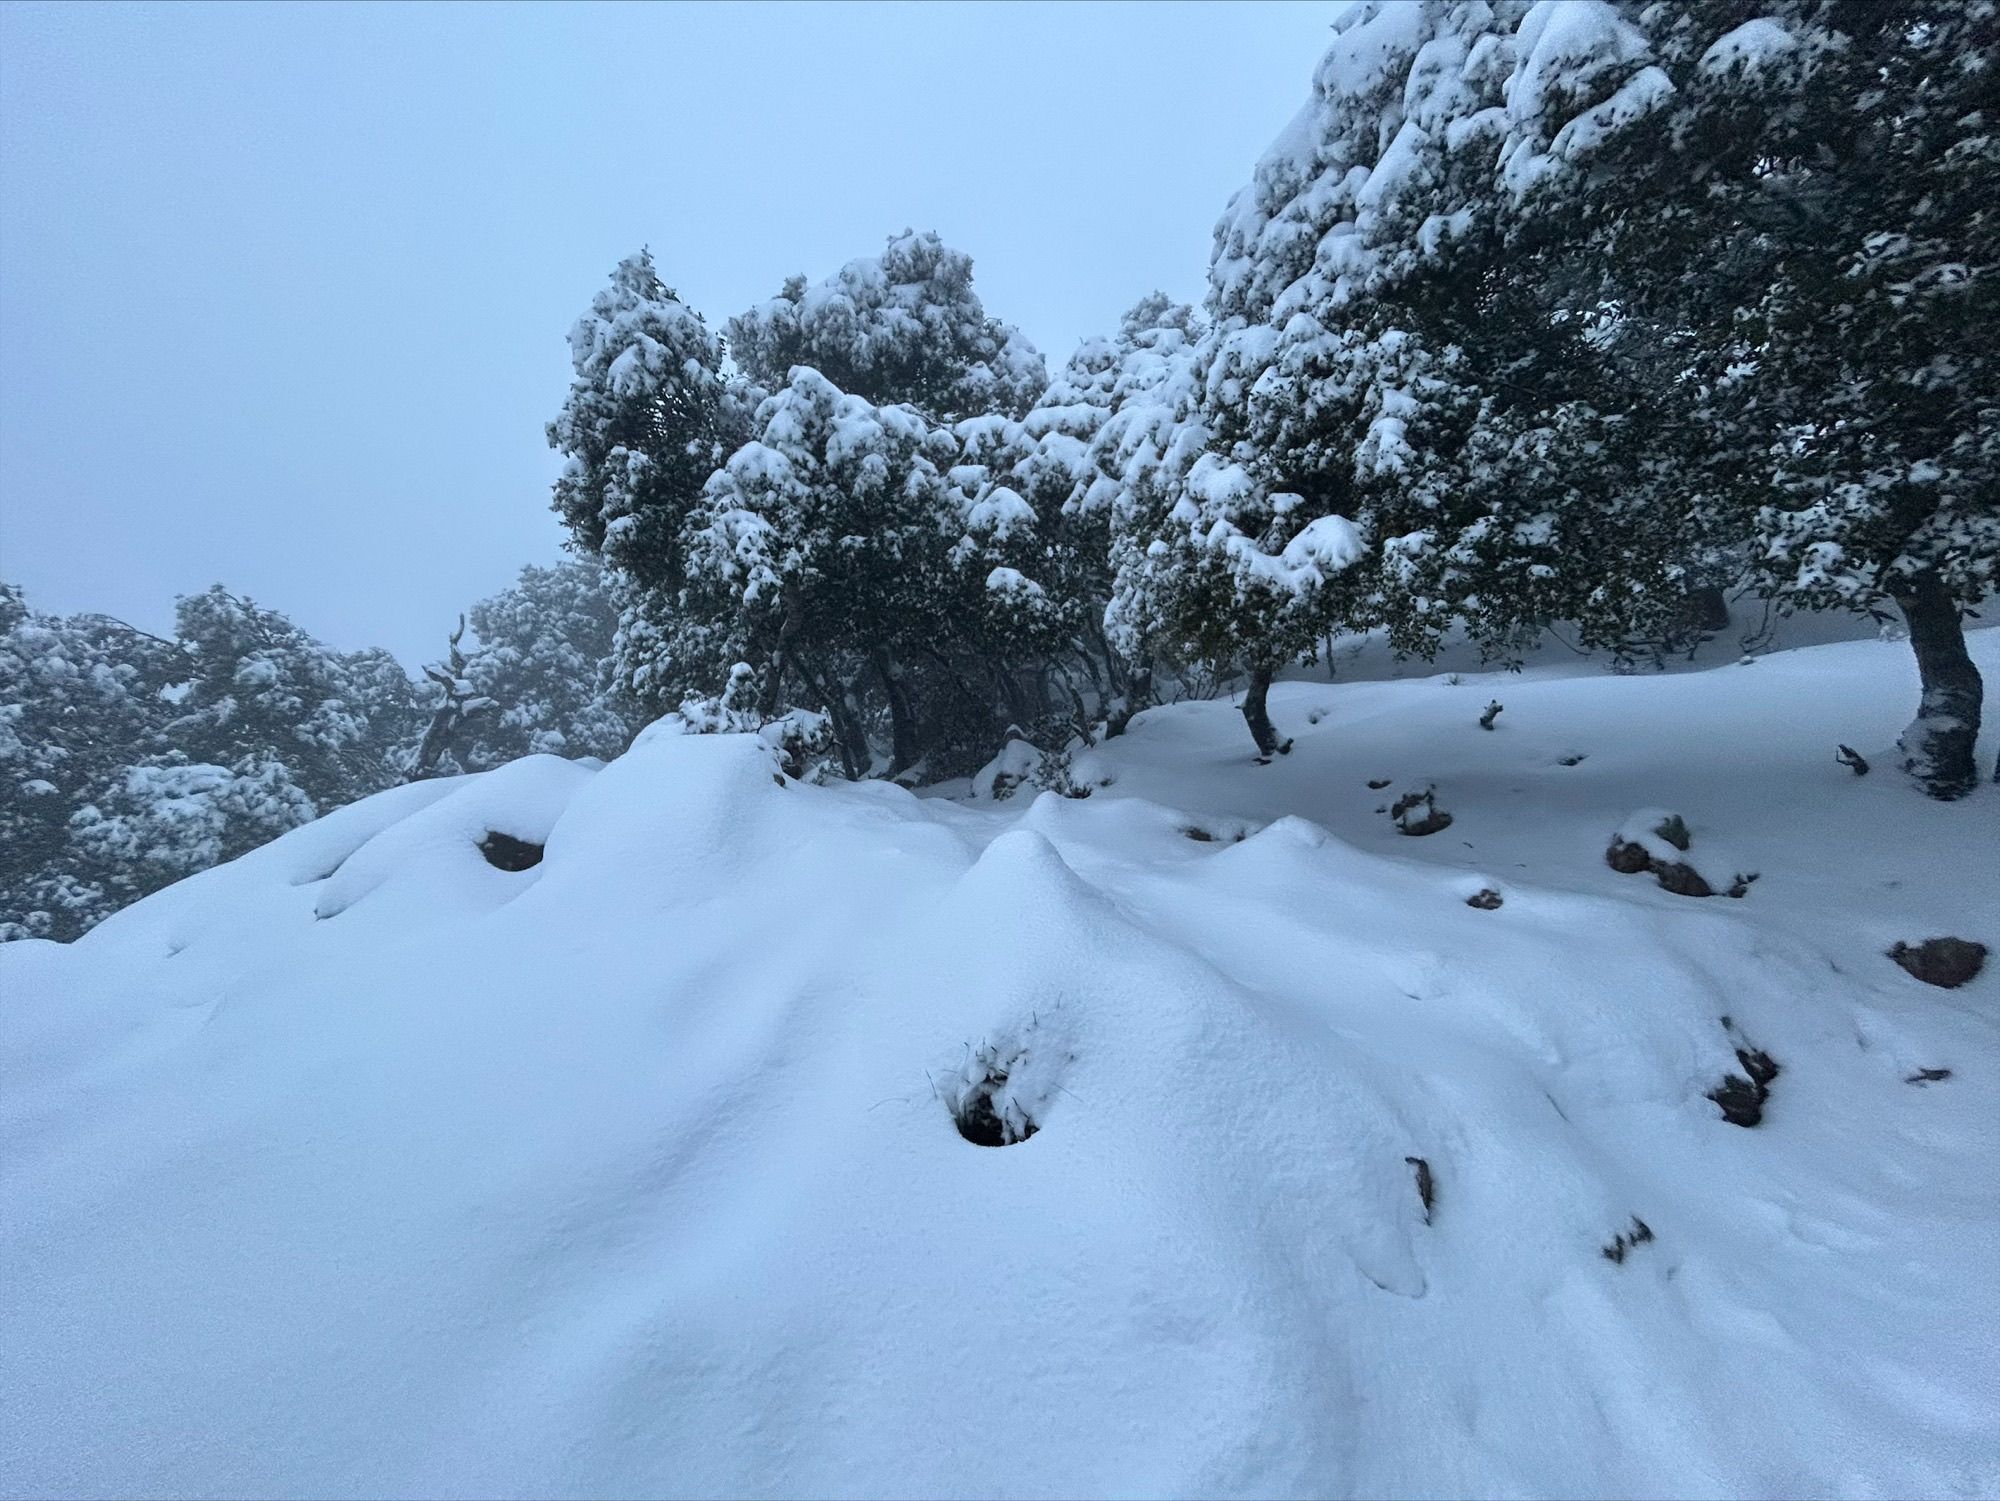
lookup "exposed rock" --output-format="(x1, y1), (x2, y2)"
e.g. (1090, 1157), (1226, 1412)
(1606, 813), (1754, 899)
(1601, 1216), (1655, 1264)
(1888, 937), (1987, 989)
(1391, 788), (1453, 837)
(1466, 889), (1504, 910)
(1605, 835), (1653, 875)
(1709, 1043), (1780, 1127)
(1653, 861), (1715, 898)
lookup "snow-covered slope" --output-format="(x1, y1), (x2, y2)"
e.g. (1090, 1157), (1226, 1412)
(4, 631), (1997, 1500)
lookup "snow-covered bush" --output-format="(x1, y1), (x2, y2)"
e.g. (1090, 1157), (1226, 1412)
(653, 662), (836, 783)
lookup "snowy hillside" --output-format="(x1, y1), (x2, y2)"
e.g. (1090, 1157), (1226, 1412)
(4, 630), (1997, 1499)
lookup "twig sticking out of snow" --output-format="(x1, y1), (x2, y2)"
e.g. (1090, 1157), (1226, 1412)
(1835, 744), (1870, 776)
(1601, 1217), (1655, 1264)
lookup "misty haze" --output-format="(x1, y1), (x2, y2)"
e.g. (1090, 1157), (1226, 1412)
(2, 3), (1996, 1498)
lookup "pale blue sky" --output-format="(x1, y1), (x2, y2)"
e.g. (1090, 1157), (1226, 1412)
(1, 1), (1336, 665)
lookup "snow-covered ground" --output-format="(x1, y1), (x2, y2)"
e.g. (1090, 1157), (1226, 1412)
(4, 628), (1996, 1499)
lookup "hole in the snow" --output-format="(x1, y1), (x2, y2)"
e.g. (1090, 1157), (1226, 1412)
(1405, 1155), (1435, 1223)
(953, 1066), (1040, 1147)
(479, 832), (544, 872)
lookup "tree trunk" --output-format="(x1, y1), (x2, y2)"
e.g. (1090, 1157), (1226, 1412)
(1105, 657), (1153, 739)
(1240, 664), (1291, 759)
(759, 591), (804, 718)
(874, 649), (922, 779)
(793, 654), (868, 781)
(1892, 570), (1983, 800)
(1688, 583), (1731, 635)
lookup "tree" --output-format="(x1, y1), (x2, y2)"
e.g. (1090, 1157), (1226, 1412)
(727, 230), (1047, 425)
(547, 250), (748, 714)
(1107, 2), (1503, 754)
(168, 585), (419, 811)
(684, 367), (966, 779)
(67, 754), (316, 915)
(1526, 0), (2000, 796)
(417, 560), (636, 775)
(0, 583), (181, 939)
(674, 232), (1069, 779)
(962, 294), (1209, 737)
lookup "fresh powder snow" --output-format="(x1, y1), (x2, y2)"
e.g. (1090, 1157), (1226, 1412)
(3, 626), (1995, 1499)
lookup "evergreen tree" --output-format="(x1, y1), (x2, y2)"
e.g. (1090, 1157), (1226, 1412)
(168, 585), (419, 811)
(0, 583), (181, 939)
(727, 230), (1048, 425)
(1562, 0), (2000, 796)
(964, 294), (1208, 735)
(67, 753), (316, 916)
(1108, 3), (1503, 754)
(547, 250), (748, 713)
(676, 232), (1066, 778)
(427, 560), (636, 773)
(684, 367), (965, 778)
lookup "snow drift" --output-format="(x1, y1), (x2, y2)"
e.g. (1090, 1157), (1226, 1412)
(4, 632), (1997, 1499)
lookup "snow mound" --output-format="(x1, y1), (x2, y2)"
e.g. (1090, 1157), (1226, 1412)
(5, 638), (1999, 1498)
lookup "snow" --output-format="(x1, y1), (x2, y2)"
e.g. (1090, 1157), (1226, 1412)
(1699, 17), (1804, 78)
(4, 629), (1998, 1498)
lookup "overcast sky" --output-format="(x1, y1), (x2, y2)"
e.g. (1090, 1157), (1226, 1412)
(1, 1), (1336, 666)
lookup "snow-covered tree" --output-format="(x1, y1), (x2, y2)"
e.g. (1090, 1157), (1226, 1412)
(1106, 1), (1775, 755)
(727, 230), (1048, 425)
(547, 250), (749, 712)
(668, 233), (1078, 779)
(685, 367), (965, 778)
(68, 753), (316, 915)
(1555, 0), (2000, 796)
(952, 294), (1209, 736)
(452, 560), (633, 770)
(0, 583), (182, 939)
(168, 586), (420, 811)
(411, 560), (634, 776)
(1107, 3), (1508, 754)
